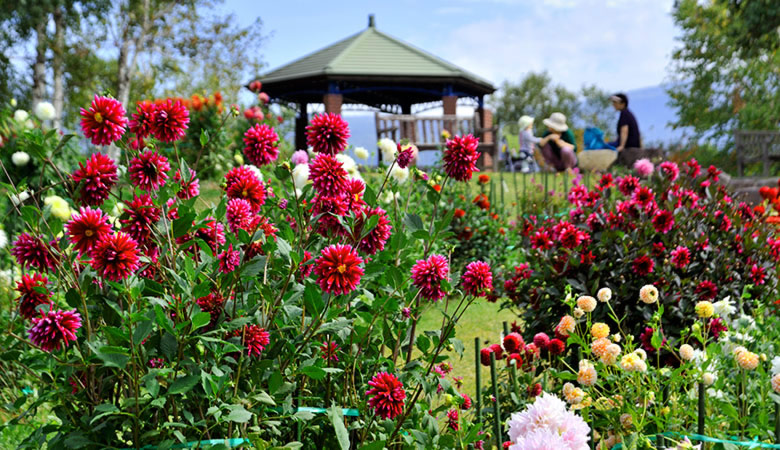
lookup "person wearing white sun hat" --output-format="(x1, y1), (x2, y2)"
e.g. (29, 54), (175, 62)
(538, 112), (578, 172)
(506, 115), (540, 173)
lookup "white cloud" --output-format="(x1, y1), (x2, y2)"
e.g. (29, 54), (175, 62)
(432, 0), (676, 91)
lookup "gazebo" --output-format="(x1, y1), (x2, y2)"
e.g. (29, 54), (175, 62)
(255, 15), (497, 165)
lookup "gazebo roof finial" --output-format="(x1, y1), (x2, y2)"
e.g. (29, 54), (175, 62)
(368, 14), (375, 28)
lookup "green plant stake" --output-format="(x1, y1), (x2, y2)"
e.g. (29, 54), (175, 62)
(490, 352), (502, 449)
(475, 337), (482, 423)
(512, 170), (519, 217)
(698, 382), (705, 436)
(500, 171), (505, 209)
(775, 402), (780, 444)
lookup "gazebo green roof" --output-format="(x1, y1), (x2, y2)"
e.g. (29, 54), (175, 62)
(256, 16), (495, 108)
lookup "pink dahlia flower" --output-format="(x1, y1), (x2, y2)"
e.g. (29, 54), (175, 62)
(366, 372), (406, 420)
(11, 233), (59, 272)
(461, 260), (493, 297)
(410, 254), (449, 301)
(309, 153), (348, 197)
(633, 158), (654, 177)
(72, 153), (118, 206)
(443, 134), (480, 182)
(243, 123), (280, 166)
(80, 95), (127, 146)
(120, 195), (161, 245)
(15, 273), (53, 320)
(128, 150), (170, 192)
(151, 99), (189, 143)
(306, 113), (350, 155)
(90, 232), (141, 281)
(314, 244), (364, 295)
(291, 150), (309, 165)
(28, 308), (82, 352)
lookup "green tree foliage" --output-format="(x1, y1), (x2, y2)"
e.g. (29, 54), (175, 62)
(669, 0), (780, 139)
(490, 71), (613, 137)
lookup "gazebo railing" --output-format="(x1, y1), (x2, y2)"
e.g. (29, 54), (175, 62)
(375, 114), (477, 150)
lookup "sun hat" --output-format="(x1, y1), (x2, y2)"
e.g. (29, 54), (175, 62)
(609, 93), (628, 106)
(518, 115), (534, 130)
(542, 112), (568, 132)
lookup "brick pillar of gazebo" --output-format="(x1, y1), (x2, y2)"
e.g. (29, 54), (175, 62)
(476, 98), (495, 170)
(324, 82), (343, 114)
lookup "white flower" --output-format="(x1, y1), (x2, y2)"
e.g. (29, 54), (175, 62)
(11, 151), (30, 167)
(679, 344), (695, 361)
(347, 171), (364, 183)
(732, 332), (755, 344)
(13, 109), (29, 123)
(706, 388), (725, 400)
(702, 372), (716, 386)
(734, 314), (756, 331)
(691, 349), (708, 365)
(0, 229), (7, 249)
(771, 356), (780, 375)
(34, 102), (55, 121)
(10, 190), (32, 205)
(380, 190), (400, 204)
(597, 287), (612, 303)
(354, 146), (369, 160)
(378, 138), (397, 162)
(10, 98), (17, 107)
(713, 298), (735, 317)
(336, 153), (357, 174)
(639, 285), (659, 304)
(245, 165), (263, 181)
(292, 163), (309, 191)
(44, 195), (72, 221)
(389, 165), (410, 184)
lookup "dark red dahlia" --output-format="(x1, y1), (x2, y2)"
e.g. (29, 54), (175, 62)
(309, 153), (348, 197)
(356, 207), (392, 255)
(559, 226), (586, 249)
(11, 233), (59, 272)
(442, 134), (480, 182)
(243, 123), (279, 166)
(174, 168), (200, 200)
(533, 332), (550, 350)
(530, 230), (553, 250)
(489, 343), (504, 359)
(506, 352), (523, 368)
(708, 317), (728, 339)
(128, 150), (170, 192)
(66, 207), (112, 257)
(480, 347), (495, 366)
(28, 308), (82, 352)
(695, 280), (718, 300)
(527, 383), (543, 397)
(72, 153), (118, 206)
(365, 372), (406, 420)
(548, 338), (566, 355)
(306, 113), (350, 154)
(410, 254), (449, 302)
(320, 341), (339, 362)
(396, 145), (414, 169)
(241, 324), (270, 357)
(447, 409), (459, 431)
(639, 327), (665, 352)
(750, 264), (766, 285)
(120, 195), (161, 245)
(652, 209), (675, 234)
(80, 95), (127, 146)
(651, 242), (666, 258)
(196, 292), (225, 328)
(460, 394), (472, 410)
(314, 244), (364, 295)
(218, 244), (242, 273)
(670, 246), (691, 269)
(299, 250), (314, 278)
(632, 186), (655, 208)
(194, 217), (226, 253)
(90, 232), (141, 281)
(685, 159), (702, 177)
(502, 332), (524, 353)
(152, 99), (189, 142)
(224, 166), (266, 212)
(15, 273), (52, 320)
(632, 255), (654, 277)
(129, 100), (156, 138)
(344, 178), (367, 211)
(310, 194), (349, 236)
(461, 260), (493, 297)
(226, 198), (254, 234)
(597, 173), (614, 190)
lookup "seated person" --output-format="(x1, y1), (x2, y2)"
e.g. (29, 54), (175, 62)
(608, 93), (641, 151)
(538, 112), (577, 172)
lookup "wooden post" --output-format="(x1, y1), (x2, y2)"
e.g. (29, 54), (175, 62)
(475, 337), (482, 423)
(490, 353), (502, 449)
(697, 382), (705, 435)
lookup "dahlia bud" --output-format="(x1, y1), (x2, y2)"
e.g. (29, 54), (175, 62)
(444, 394), (454, 406)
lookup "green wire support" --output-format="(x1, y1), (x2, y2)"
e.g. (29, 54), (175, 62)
(475, 337), (482, 423)
(512, 170), (519, 217)
(698, 382), (705, 436)
(490, 352), (502, 449)
(775, 402), (780, 444)
(500, 171), (505, 210)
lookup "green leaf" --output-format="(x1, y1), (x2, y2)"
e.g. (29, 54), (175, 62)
(225, 405), (252, 423)
(173, 213), (196, 239)
(92, 345), (130, 369)
(277, 238), (292, 260)
(199, 129), (210, 147)
(191, 312), (211, 331)
(160, 332), (178, 359)
(404, 213), (424, 232)
(168, 375), (199, 395)
(358, 442), (386, 450)
(133, 320), (154, 346)
(327, 404), (350, 450)
(299, 365), (327, 380)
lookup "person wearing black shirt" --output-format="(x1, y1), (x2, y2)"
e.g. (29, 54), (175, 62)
(609, 93), (641, 151)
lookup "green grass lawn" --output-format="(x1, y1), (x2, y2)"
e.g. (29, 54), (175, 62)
(416, 300), (519, 398)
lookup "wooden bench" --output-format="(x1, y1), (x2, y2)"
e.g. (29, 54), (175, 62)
(375, 113), (499, 170)
(735, 130), (780, 176)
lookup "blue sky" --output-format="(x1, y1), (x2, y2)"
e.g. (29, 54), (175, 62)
(221, 0), (678, 92)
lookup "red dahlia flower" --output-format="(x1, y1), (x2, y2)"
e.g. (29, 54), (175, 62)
(309, 154), (348, 197)
(314, 244), (364, 295)
(306, 113), (350, 155)
(617, 175), (640, 196)
(651, 209), (675, 234)
(66, 207), (112, 257)
(218, 244), (241, 273)
(695, 280), (718, 300)
(460, 393), (472, 410)
(670, 246), (690, 269)
(129, 100), (156, 138)
(320, 341), (340, 362)
(196, 292), (225, 329)
(152, 99), (189, 142)
(241, 324), (270, 357)
(502, 332), (524, 353)
(226, 198), (254, 234)
(396, 146), (414, 169)
(80, 95), (127, 146)
(128, 150), (170, 191)
(11, 233), (59, 272)
(708, 317), (728, 339)
(533, 332), (550, 350)
(530, 230), (553, 250)
(28, 308), (82, 352)
(224, 166), (266, 212)
(174, 168), (200, 200)
(632, 255), (654, 277)
(632, 186), (655, 208)
(684, 159), (701, 177)
(410, 254), (450, 301)
(356, 207), (392, 255)
(121, 195), (161, 245)
(90, 232), (141, 281)
(447, 409), (459, 431)
(506, 352), (523, 368)
(15, 273), (53, 320)
(658, 161), (679, 181)
(490, 343), (504, 360)
(461, 260), (493, 297)
(193, 217), (226, 253)
(243, 123), (279, 166)
(443, 134), (480, 182)
(72, 153), (119, 206)
(548, 338), (566, 355)
(366, 372), (406, 420)
(299, 250), (314, 278)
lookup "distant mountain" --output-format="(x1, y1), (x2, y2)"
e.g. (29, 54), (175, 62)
(335, 83), (684, 166)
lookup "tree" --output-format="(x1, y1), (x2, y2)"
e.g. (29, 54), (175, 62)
(668, 0), (780, 139)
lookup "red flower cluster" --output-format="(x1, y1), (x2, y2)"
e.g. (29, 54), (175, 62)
(241, 324), (270, 357)
(66, 207), (112, 257)
(442, 134), (480, 182)
(224, 166), (266, 212)
(28, 309), (82, 352)
(90, 232), (142, 281)
(11, 233), (59, 272)
(121, 195), (161, 246)
(356, 207), (392, 255)
(366, 372), (406, 420)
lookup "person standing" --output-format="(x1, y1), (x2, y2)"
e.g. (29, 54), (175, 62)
(609, 93), (641, 151)
(538, 112), (577, 172)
